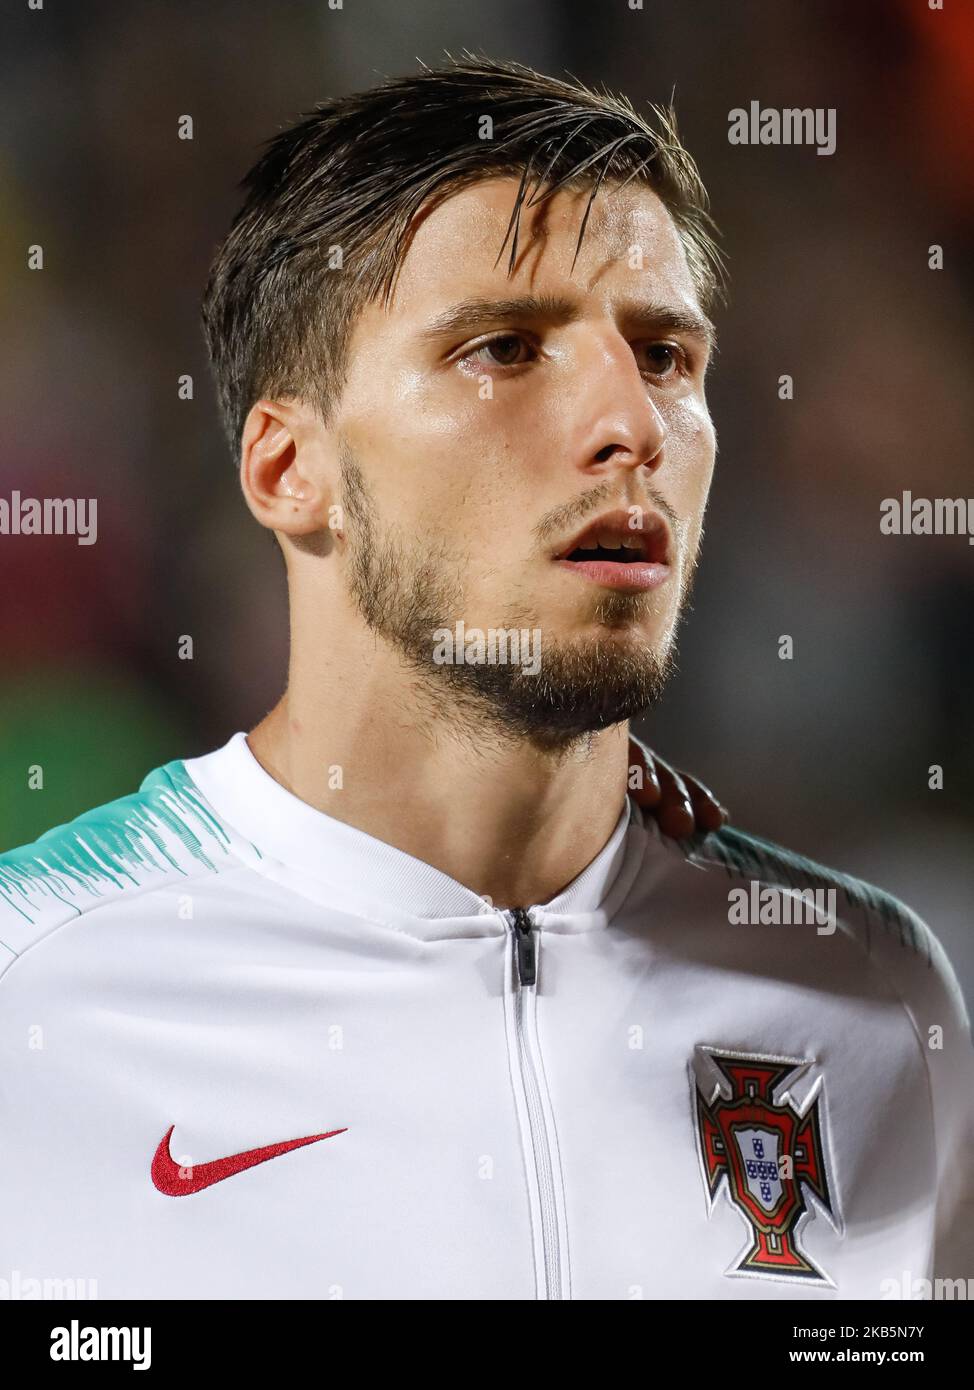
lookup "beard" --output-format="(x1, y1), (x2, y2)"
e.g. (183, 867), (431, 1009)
(340, 444), (690, 751)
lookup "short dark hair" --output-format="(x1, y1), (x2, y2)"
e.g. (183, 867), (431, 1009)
(201, 54), (725, 465)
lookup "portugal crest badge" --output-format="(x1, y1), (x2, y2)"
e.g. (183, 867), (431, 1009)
(692, 1048), (839, 1284)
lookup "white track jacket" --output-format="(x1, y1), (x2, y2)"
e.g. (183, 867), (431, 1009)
(1, 731), (972, 1300)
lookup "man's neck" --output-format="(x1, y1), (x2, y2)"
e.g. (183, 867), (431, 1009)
(246, 684), (632, 910)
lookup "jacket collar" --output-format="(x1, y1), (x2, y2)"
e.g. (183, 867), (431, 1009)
(182, 732), (647, 939)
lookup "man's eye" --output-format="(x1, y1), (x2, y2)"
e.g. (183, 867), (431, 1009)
(463, 334), (534, 368)
(637, 342), (685, 378)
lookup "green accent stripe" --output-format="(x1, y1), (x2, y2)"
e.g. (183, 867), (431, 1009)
(0, 761), (232, 929)
(683, 824), (931, 966)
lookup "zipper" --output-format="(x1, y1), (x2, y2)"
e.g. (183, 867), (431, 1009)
(506, 906), (567, 1299)
(510, 905), (536, 986)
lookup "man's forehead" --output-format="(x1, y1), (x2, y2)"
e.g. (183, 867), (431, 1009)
(386, 174), (699, 318)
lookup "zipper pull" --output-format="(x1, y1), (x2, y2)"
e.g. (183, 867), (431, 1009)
(510, 907), (536, 987)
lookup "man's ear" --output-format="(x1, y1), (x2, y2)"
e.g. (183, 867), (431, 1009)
(239, 398), (337, 547)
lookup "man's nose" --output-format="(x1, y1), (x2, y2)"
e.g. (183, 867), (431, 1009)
(572, 336), (667, 475)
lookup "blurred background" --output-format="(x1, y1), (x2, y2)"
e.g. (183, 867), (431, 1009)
(1, 0), (971, 1003)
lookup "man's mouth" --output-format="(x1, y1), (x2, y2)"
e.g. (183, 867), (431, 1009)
(552, 508), (673, 592)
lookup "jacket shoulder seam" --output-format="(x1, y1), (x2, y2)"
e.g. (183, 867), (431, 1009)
(681, 823), (934, 966)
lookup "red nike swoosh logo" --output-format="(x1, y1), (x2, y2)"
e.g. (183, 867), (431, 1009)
(151, 1124), (347, 1196)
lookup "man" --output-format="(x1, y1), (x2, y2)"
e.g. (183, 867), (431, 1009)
(1, 58), (971, 1301)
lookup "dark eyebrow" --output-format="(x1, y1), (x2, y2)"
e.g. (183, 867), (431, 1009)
(419, 294), (580, 341)
(420, 293), (716, 353)
(619, 302), (717, 352)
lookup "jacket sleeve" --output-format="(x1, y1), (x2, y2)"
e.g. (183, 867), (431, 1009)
(877, 910), (974, 1281)
(922, 930), (974, 1280)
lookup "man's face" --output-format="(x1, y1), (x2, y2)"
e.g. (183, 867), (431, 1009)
(330, 176), (717, 745)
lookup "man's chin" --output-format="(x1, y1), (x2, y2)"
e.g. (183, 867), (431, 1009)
(438, 632), (675, 746)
